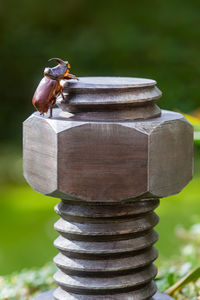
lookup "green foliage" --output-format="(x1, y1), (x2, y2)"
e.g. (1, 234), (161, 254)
(166, 267), (200, 296)
(183, 113), (200, 145)
(156, 265), (200, 299)
(0, 263), (56, 300)
(156, 221), (200, 299)
(1, 0), (200, 143)
(0, 182), (58, 276)
(0, 145), (23, 185)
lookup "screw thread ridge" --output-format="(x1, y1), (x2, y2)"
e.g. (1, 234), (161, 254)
(53, 199), (159, 300)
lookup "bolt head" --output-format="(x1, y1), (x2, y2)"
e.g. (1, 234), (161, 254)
(23, 109), (193, 202)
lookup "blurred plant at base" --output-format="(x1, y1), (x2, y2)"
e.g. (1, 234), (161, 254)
(156, 221), (200, 299)
(0, 222), (200, 299)
(0, 263), (56, 300)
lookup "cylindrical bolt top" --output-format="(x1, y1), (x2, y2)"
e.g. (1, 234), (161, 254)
(57, 76), (162, 120)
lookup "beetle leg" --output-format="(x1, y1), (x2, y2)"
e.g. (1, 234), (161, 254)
(51, 96), (57, 106)
(56, 83), (65, 101)
(60, 88), (65, 101)
(48, 96), (57, 118)
(64, 73), (79, 80)
(49, 107), (52, 118)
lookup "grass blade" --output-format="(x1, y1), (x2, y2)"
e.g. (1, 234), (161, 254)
(165, 266), (200, 296)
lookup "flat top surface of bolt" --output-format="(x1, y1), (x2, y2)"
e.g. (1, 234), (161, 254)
(66, 76), (157, 88)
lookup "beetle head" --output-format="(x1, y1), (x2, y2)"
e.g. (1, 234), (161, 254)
(44, 58), (70, 80)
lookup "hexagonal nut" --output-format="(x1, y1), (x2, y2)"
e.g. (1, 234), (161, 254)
(23, 109), (193, 202)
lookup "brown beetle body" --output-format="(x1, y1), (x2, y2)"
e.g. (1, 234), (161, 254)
(32, 58), (78, 117)
(32, 77), (58, 116)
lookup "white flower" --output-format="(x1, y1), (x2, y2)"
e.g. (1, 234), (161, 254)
(182, 244), (196, 256)
(190, 223), (200, 235)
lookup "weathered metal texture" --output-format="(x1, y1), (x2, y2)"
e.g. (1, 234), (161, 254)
(23, 77), (193, 300)
(53, 199), (159, 299)
(57, 77), (162, 119)
(34, 290), (174, 300)
(23, 110), (193, 202)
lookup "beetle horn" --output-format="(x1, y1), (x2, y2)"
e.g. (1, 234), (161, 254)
(48, 58), (67, 66)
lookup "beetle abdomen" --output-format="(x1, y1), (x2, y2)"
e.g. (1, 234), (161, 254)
(32, 77), (58, 113)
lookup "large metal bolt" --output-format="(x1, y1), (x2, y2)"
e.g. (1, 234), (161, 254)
(23, 77), (193, 299)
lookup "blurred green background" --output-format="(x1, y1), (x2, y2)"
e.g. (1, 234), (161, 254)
(0, 0), (200, 276)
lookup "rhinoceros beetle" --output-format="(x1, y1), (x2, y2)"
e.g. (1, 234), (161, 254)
(32, 58), (78, 117)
